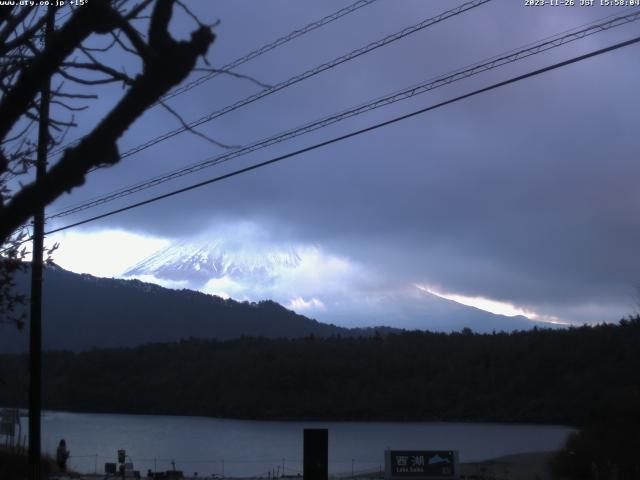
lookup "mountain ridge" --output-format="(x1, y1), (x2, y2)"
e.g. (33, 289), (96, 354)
(120, 239), (546, 332)
(0, 264), (353, 353)
(0, 264), (552, 353)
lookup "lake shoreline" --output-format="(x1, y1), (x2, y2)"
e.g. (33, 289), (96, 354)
(8, 406), (578, 429)
(16, 411), (574, 478)
(64, 452), (557, 480)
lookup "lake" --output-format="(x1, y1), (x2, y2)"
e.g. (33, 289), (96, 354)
(17, 411), (574, 477)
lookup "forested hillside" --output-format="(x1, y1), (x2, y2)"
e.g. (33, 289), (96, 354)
(1, 318), (639, 425)
(1, 265), (541, 354)
(1, 265), (352, 353)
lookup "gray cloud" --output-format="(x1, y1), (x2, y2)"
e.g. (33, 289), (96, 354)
(46, 1), (640, 324)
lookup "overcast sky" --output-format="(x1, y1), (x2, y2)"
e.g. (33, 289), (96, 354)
(34, 0), (640, 326)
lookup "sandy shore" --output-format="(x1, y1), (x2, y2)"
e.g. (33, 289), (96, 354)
(459, 451), (555, 479)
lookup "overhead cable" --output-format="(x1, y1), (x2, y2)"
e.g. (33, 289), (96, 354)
(47, 10), (640, 220)
(47, 0), (381, 158)
(99, 0), (493, 161)
(40, 34), (640, 238)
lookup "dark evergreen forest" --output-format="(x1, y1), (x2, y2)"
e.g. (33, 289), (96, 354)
(1, 317), (639, 426)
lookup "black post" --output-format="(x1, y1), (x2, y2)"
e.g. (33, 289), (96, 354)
(303, 428), (328, 480)
(28, 7), (54, 480)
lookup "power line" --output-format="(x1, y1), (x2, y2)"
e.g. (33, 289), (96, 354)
(89, 0), (493, 162)
(41, 34), (640, 239)
(47, 0), (494, 215)
(162, 0), (379, 102)
(47, 0), (380, 158)
(46, 10), (640, 220)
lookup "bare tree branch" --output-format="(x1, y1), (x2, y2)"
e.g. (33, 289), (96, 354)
(111, 13), (152, 60)
(58, 68), (127, 86)
(53, 91), (98, 100)
(0, 13), (49, 56)
(0, 7), (32, 47)
(1, 117), (36, 145)
(82, 35), (119, 53)
(60, 61), (135, 85)
(159, 99), (239, 150)
(176, 0), (205, 28)
(0, 6), (16, 27)
(51, 100), (88, 112)
(0, 0), (216, 244)
(125, 0), (155, 20)
(110, 30), (140, 56)
(0, 1), (120, 142)
(192, 67), (272, 89)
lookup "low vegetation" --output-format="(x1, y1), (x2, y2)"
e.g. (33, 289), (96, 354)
(550, 399), (640, 479)
(0, 447), (58, 480)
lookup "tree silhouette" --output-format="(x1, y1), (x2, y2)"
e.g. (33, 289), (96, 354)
(0, 0), (216, 326)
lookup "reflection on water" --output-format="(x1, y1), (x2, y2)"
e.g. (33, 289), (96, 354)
(18, 411), (573, 477)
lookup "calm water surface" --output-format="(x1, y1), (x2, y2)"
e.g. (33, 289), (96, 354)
(18, 411), (574, 476)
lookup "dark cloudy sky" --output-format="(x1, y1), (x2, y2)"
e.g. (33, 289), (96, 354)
(40, 0), (640, 326)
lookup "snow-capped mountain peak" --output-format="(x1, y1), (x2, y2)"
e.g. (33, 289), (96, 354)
(122, 239), (303, 286)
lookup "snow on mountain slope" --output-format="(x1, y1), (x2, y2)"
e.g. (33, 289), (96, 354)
(123, 239), (303, 286)
(120, 238), (553, 333)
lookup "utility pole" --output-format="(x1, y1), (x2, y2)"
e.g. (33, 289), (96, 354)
(29, 7), (54, 480)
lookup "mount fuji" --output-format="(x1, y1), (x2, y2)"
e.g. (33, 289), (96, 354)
(123, 239), (303, 287)
(121, 238), (547, 333)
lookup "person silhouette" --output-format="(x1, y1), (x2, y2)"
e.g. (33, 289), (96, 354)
(56, 439), (70, 472)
